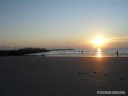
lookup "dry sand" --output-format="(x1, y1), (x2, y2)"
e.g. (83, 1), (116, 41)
(0, 56), (128, 96)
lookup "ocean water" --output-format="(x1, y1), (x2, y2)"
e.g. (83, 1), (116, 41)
(33, 48), (128, 57)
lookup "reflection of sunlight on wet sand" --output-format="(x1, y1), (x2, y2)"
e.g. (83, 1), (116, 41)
(97, 48), (102, 58)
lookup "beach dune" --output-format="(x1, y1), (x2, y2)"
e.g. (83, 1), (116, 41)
(0, 56), (128, 96)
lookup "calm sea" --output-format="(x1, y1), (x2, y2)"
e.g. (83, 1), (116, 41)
(32, 48), (128, 57)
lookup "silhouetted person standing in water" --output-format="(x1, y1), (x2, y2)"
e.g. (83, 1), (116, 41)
(82, 51), (83, 54)
(116, 51), (119, 57)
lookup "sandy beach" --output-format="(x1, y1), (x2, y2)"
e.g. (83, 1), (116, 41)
(0, 56), (128, 96)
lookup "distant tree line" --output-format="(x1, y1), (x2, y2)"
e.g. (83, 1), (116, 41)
(0, 48), (49, 56)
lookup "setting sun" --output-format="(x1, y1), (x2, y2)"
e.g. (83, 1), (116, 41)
(95, 38), (104, 45)
(92, 36), (107, 47)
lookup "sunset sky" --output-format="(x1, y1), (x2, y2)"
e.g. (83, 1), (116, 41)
(0, 0), (128, 48)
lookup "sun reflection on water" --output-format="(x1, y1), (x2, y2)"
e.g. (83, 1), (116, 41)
(97, 48), (102, 58)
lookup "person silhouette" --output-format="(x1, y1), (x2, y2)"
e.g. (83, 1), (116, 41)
(116, 51), (119, 57)
(82, 51), (83, 54)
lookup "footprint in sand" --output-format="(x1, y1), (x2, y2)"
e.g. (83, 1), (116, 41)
(97, 77), (100, 80)
(5, 70), (9, 73)
(77, 72), (87, 74)
(93, 71), (97, 74)
(104, 74), (108, 76)
(119, 83), (123, 85)
(120, 78), (125, 80)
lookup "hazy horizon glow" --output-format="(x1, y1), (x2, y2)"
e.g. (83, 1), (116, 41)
(0, 0), (128, 49)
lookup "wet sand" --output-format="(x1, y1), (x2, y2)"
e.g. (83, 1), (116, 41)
(0, 56), (128, 96)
